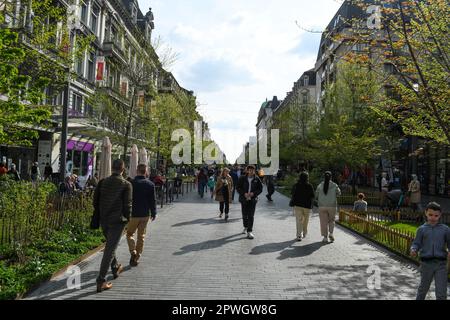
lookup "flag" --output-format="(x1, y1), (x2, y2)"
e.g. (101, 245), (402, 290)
(96, 56), (105, 81)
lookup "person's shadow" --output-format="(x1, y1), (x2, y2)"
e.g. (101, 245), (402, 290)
(173, 233), (243, 255)
(249, 240), (297, 255)
(277, 242), (324, 260)
(26, 266), (132, 300)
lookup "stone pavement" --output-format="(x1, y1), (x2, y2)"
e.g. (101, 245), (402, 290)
(26, 187), (449, 300)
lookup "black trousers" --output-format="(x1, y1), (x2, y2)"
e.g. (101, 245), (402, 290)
(241, 200), (257, 232)
(219, 187), (230, 214)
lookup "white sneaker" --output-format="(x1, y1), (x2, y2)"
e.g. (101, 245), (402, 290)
(247, 232), (254, 239)
(242, 228), (247, 234)
(322, 237), (328, 243)
(329, 234), (335, 242)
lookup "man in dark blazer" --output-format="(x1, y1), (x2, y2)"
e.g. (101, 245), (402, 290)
(127, 164), (157, 266)
(236, 165), (263, 239)
(94, 159), (132, 293)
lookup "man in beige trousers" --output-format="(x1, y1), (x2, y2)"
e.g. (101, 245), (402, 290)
(127, 164), (157, 266)
(315, 171), (341, 243)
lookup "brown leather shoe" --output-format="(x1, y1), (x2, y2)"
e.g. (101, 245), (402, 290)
(97, 281), (112, 293)
(112, 264), (124, 279)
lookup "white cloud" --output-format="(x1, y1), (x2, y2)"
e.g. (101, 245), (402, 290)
(138, 0), (342, 162)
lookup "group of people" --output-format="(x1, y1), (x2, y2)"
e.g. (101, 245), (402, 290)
(379, 172), (423, 211)
(90, 161), (449, 300)
(93, 160), (157, 293)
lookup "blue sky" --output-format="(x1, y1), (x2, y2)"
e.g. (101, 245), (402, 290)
(138, 0), (342, 162)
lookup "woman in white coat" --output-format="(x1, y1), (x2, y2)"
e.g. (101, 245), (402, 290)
(316, 171), (341, 243)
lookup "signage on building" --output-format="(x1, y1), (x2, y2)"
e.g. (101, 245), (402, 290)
(96, 56), (105, 81)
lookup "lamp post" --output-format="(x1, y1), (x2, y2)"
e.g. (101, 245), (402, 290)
(156, 124), (161, 171)
(59, 4), (80, 182)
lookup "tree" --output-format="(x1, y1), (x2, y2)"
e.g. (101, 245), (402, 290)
(0, 9), (51, 145)
(350, 0), (450, 144)
(0, 0), (94, 146)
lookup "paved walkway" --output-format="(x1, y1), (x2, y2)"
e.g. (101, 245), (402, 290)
(26, 187), (449, 300)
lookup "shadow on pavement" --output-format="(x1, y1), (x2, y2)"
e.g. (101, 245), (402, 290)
(172, 218), (240, 227)
(26, 265), (133, 300)
(249, 239), (297, 255)
(277, 242), (325, 260)
(173, 233), (244, 255)
(286, 263), (418, 299)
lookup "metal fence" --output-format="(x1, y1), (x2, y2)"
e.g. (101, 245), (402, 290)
(0, 180), (195, 247)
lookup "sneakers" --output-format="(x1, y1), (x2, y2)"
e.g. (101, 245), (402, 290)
(247, 232), (255, 239)
(322, 237), (329, 243)
(297, 236), (302, 242)
(266, 194), (273, 201)
(329, 234), (335, 243)
(242, 228), (247, 234)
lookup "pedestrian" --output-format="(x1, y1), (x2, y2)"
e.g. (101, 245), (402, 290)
(207, 175), (216, 199)
(44, 163), (53, 181)
(7, 164), (20, 181)
(315, 171), (341, 243)
(0, 162), (8, 176)
(127, 164), (156, 267)
(236, 165), (263, 239)
(380, 172), (389, 210)
(265, 174), (275, 202)
(86, 174), (99, 189)
(197, 168), (208, 198)
(214, 168), (233, 221)
(230, 166), (239, 201)
(410, 202), (450, 300)
(290, 172), (315, 241)
(408, 174), (422, 212)
(353, 193), (368, 212)
(93, 159), (132, 293)
(30, 162), (40, 184)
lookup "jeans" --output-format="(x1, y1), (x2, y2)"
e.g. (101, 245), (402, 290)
(241, 200), (257, 232)
(416, 259), (448, 300)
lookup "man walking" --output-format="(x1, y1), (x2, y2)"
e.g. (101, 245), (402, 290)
(265, 174), (275, 202)
(94, 159), (132, 293)
(236, 165), (263, 239)
(127, 164), (157, 267)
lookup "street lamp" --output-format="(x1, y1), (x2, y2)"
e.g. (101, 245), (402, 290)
(156, 124), (161, 171)
(59, 5), (80, 182)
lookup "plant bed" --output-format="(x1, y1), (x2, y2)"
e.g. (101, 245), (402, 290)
(0, 225), (105, 300)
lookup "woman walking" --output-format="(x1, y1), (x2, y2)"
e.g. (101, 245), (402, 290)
(290, 172), (315, 241)
(316, 171), (341, 243)
(214, 168), (233, 221)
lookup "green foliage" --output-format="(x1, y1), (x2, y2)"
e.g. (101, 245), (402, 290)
(0, 181), (104, 300)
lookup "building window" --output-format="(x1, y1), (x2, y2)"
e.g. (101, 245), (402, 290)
(72, 93), (83, 114)
(303, 76), (309, 87)
(75, 53), (84, 76)
(80, 1), (88, 24)
(90, 4), (99, 34)
(302, 93), (308, 104)
(87, 51), (95, 82)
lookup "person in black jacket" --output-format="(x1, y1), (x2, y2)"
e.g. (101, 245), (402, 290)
(290, 172), (315, 241)
(236, 165), (263, 239)
(93, 159), (132, 293)
(126, 164), (157, 267)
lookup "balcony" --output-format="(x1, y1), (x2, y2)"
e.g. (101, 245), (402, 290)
(102, 41), (127, 65)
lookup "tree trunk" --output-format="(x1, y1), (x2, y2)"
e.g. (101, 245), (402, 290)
(122, 90), (136, 164)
